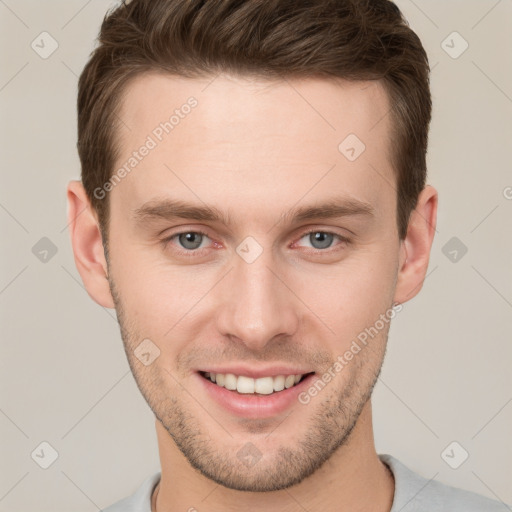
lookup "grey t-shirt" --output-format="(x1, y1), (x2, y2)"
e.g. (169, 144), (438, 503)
(102, 454), (508, 511)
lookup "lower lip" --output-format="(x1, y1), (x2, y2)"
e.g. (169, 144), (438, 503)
(196, 372), (316, 419)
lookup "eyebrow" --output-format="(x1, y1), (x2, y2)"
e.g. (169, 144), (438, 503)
(132, 196), (375, 227)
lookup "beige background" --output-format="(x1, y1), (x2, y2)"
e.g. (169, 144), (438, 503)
(1, 0), (511, 510)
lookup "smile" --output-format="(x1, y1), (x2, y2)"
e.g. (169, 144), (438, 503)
(200, 371), (313, 396)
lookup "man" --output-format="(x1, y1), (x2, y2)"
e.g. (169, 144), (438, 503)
(66, 0), (506, 510)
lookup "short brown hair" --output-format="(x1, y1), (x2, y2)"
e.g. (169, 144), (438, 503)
(77, 0), (431, 243)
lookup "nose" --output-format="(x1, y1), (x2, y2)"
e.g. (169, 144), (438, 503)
(215, 247), (300, 352)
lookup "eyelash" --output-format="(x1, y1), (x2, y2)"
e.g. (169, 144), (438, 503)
(161, 229), (350, 257)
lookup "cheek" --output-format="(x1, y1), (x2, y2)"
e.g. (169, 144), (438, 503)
(300, 248), (398, 342)
(110, 228), (399, 345)
(108, 243), (174, 329)
(111, 246), (217, 347)
(124, 271), (187, 331)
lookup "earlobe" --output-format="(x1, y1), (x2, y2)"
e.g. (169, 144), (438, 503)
(66, 180), (115, 309)
(393, 185), (438, 304)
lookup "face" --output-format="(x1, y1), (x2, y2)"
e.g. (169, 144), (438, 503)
(105, 72), (403, 491)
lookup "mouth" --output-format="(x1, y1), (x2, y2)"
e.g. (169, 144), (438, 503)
(196, 369), (316, 418)
(199, 371), (315, 396)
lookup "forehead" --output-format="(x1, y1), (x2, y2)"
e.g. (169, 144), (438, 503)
(117, 72), (392, 150)
(111, 72), (395, 226)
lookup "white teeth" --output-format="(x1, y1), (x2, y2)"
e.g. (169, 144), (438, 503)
(254, 376), (274, 395)
(284, 375), (295, 389)
(204, 372), (308, 394)
(273, 375), (285, 391)
(224, 373), (237, 391)
(237, 375), (255, 394)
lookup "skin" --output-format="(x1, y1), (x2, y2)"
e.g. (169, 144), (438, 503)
(67, 72), (437, 512)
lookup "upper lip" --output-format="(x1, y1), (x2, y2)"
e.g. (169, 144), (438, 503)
(198, 366), (314, 379)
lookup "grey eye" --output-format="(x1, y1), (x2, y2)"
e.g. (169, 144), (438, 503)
(308, 232), (335, 250)
(178, 232), (205, 250)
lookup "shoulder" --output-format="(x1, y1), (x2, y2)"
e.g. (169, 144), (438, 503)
(102, 471), (161, 512)
(379, 454), (508, 512)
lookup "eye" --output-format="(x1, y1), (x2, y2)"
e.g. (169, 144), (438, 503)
(161, 228), (349, 258)
(295, 230), (349, 251)
(163, 230), (212, 254)
(177, 231), (209, 250)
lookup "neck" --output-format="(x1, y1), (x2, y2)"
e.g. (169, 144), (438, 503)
(153, 401), (394, 512)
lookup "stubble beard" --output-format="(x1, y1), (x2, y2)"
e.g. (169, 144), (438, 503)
(108, 273), (387, 492)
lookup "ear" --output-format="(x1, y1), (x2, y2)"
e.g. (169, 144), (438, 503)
(393, 185), (438, 304)
(66, 180), (115, 309)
